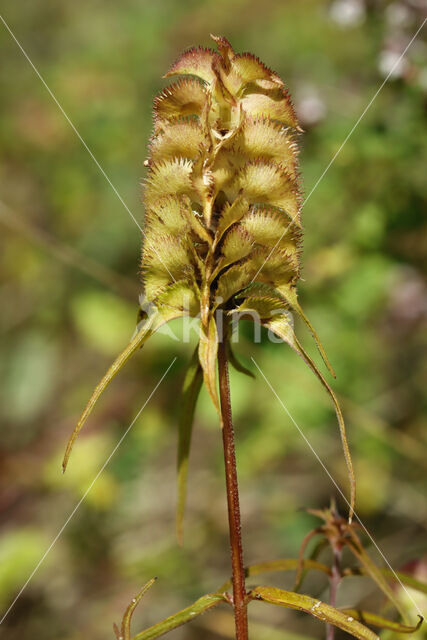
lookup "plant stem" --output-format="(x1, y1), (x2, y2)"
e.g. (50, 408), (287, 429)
(326, 547), (341, 640)
(218, 339), (249, 640)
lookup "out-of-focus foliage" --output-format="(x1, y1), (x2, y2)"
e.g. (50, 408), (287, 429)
(0, 1), (426, 639)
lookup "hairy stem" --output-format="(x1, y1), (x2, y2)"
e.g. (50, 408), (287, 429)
(218, 339), (249, 640)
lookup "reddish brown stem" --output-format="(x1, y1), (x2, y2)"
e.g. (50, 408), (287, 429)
(218, 339), (249, 640)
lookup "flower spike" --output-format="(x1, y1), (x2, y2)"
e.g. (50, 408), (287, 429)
(64, 35), (356, 528)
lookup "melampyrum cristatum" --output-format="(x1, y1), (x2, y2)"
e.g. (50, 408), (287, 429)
(63, 35), (354, 527)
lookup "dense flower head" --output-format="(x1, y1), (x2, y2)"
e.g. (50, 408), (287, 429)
(143, 36), (302, 320)
(141, 36), (339, 405)
(63, 36), (354, 522)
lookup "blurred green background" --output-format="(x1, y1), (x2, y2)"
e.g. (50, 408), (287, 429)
(0, 1), (426, 638)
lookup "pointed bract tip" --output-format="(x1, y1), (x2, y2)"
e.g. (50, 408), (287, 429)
(210, 33), (223, 44)
(210, 34), (234, 57)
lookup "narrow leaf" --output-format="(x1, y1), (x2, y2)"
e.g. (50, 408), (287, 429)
(263, 314), (355, 522)
(347, 530), (408, 622)
(198, 315), (219, 410)
(62, 310), (180, 472)
(121, 578), (157, 640)
(279, 284), (336, 378)
(176, 349), (203, 545)
(131, 593), (225, 640)
(340, 609), (423, 634)
(250, 586), (379, 640)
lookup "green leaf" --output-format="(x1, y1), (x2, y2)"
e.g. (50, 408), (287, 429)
(131, 593), (226, 640)
(346, 529), (408, 623)
(119, 578), (157, 640)
(262, 313), (355, 522)
(62, 310), (181, 472)
(176, 348), (203, 545)
(340, 609), (423, 634)
(250, 586), (379, 640)
(198, 315), (219, 410)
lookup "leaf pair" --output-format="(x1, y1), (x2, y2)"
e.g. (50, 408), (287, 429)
(116, 557), (425, 640)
